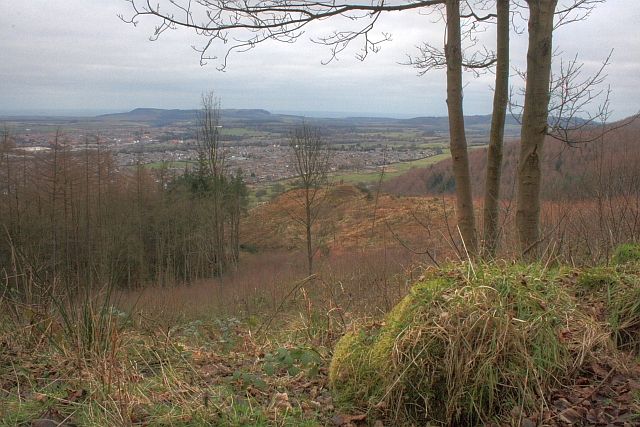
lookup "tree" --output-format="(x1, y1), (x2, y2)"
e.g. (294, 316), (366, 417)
(289, 125), (331, 275)
(444, 0), (477, 255)
(122, 0), (489, 255)
(197, 91), (227, 274)
(121, 0), (446, 70)
(482, 0), (509, 257)
(516, 0), (605, 256)
(121, 0), (488, 252)
(406, 1), (504, 256)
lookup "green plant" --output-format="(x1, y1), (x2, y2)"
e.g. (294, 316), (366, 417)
(230, 369), (267, 391)
(613, 243), (640, 265)
(577, 267), (618, 293)
(263, 346), (322, 377)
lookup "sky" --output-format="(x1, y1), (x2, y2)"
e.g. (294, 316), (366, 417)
(0, 0), (638, 119)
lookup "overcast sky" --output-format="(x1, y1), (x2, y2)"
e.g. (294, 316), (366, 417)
(1, 0), (638, 119)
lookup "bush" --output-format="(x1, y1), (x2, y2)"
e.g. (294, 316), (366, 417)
(330, 263), (606, 425)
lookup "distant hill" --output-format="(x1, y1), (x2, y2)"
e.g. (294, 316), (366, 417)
(94, 108), (521, 135)
(2, 107), (528, 137)
(98, 108), (278, 126)
(383, 115), (640, 201)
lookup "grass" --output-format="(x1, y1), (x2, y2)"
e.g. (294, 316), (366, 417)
(2, 244), (640, 426)
(144, 160), (196, 170)
(333, 152), (451, 185)
(577, 251), (640, 353)
(0, 245), (415, 426)
(613, 243), (640, 265)
(0, 320), (330, 426)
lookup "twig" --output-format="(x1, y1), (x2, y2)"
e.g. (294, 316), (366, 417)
(255, 274), (316, 336)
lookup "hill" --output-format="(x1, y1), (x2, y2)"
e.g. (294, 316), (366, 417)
(242, 184), (456, 258)
(89, 108), (523, 137)
(383, 116), (640, 200)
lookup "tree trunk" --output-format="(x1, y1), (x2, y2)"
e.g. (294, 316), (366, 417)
(482, 0), (510, 257)
(445, 0), (477, 255)
(305, 187), (313, 275)
(517, 0), (557, 257)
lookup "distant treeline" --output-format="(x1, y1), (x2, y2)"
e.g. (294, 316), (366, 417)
(0, 131), (247, 292)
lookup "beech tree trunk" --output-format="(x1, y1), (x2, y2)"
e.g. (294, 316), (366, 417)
(445, 0), (477, 255)
(517, 0), (557, 257)
(482, 0), (510, 257)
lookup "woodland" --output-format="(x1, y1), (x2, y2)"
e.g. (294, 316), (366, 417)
(2, 0), (640, 426)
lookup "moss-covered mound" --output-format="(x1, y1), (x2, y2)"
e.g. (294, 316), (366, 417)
(329, 263), (609, 425)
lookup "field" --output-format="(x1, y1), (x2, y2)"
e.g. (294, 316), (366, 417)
(332, 152), (451, 185)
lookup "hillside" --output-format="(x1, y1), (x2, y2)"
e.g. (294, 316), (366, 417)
(383, 116), (640, 200)
(242, 184), (457, 259)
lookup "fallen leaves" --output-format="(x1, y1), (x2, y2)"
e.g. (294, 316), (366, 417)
(529, 359), (640, 426)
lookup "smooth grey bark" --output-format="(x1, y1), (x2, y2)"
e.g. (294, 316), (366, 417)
(517, 0), (558, 257)
(482, 0), (510, 257)
(445, 0), (477, 255)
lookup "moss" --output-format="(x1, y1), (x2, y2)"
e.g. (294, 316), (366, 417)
(577, 267), (619, 294)
(329, 275), (453, 411)
(329, 326), (384, 407)
(613, 243), (640, 265)
(329, 263), (591, 425)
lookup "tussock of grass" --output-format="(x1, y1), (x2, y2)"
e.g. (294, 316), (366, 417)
(330, 263), (610, 425)
(578, 256), (640, 353)
(613, 243), (640, 265)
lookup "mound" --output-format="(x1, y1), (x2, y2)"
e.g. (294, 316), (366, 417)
(329, 263), (612, 425)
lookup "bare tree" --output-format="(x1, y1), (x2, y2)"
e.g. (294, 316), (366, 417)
(122, 0), (612, 260)
(482, 0), (509, 257)
(445, 0), (478, 255)
(406, 1), (503, 257)
(515, 0), (605, 257)
(289, 124), (331, 275)
(121, 0), (446, 70)
(197, 91), (227, 275)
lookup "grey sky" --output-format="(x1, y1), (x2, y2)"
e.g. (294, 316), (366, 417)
(0, 0), (638, 119)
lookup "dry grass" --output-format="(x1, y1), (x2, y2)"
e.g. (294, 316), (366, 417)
(329, 262), (618, 425)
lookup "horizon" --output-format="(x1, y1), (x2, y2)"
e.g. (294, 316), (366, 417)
(1, 1), (639, 121)
(2, 106), (637, 124)
(0, 106), (477, 120)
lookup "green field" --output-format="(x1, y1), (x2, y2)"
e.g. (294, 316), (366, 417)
(144, 160), (195, 170)
(332, 151), (451, 185)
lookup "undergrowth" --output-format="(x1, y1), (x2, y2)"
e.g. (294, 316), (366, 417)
(2, 245), (639, 426)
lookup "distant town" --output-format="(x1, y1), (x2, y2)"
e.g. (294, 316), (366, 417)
(2, 108), (519, 184)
